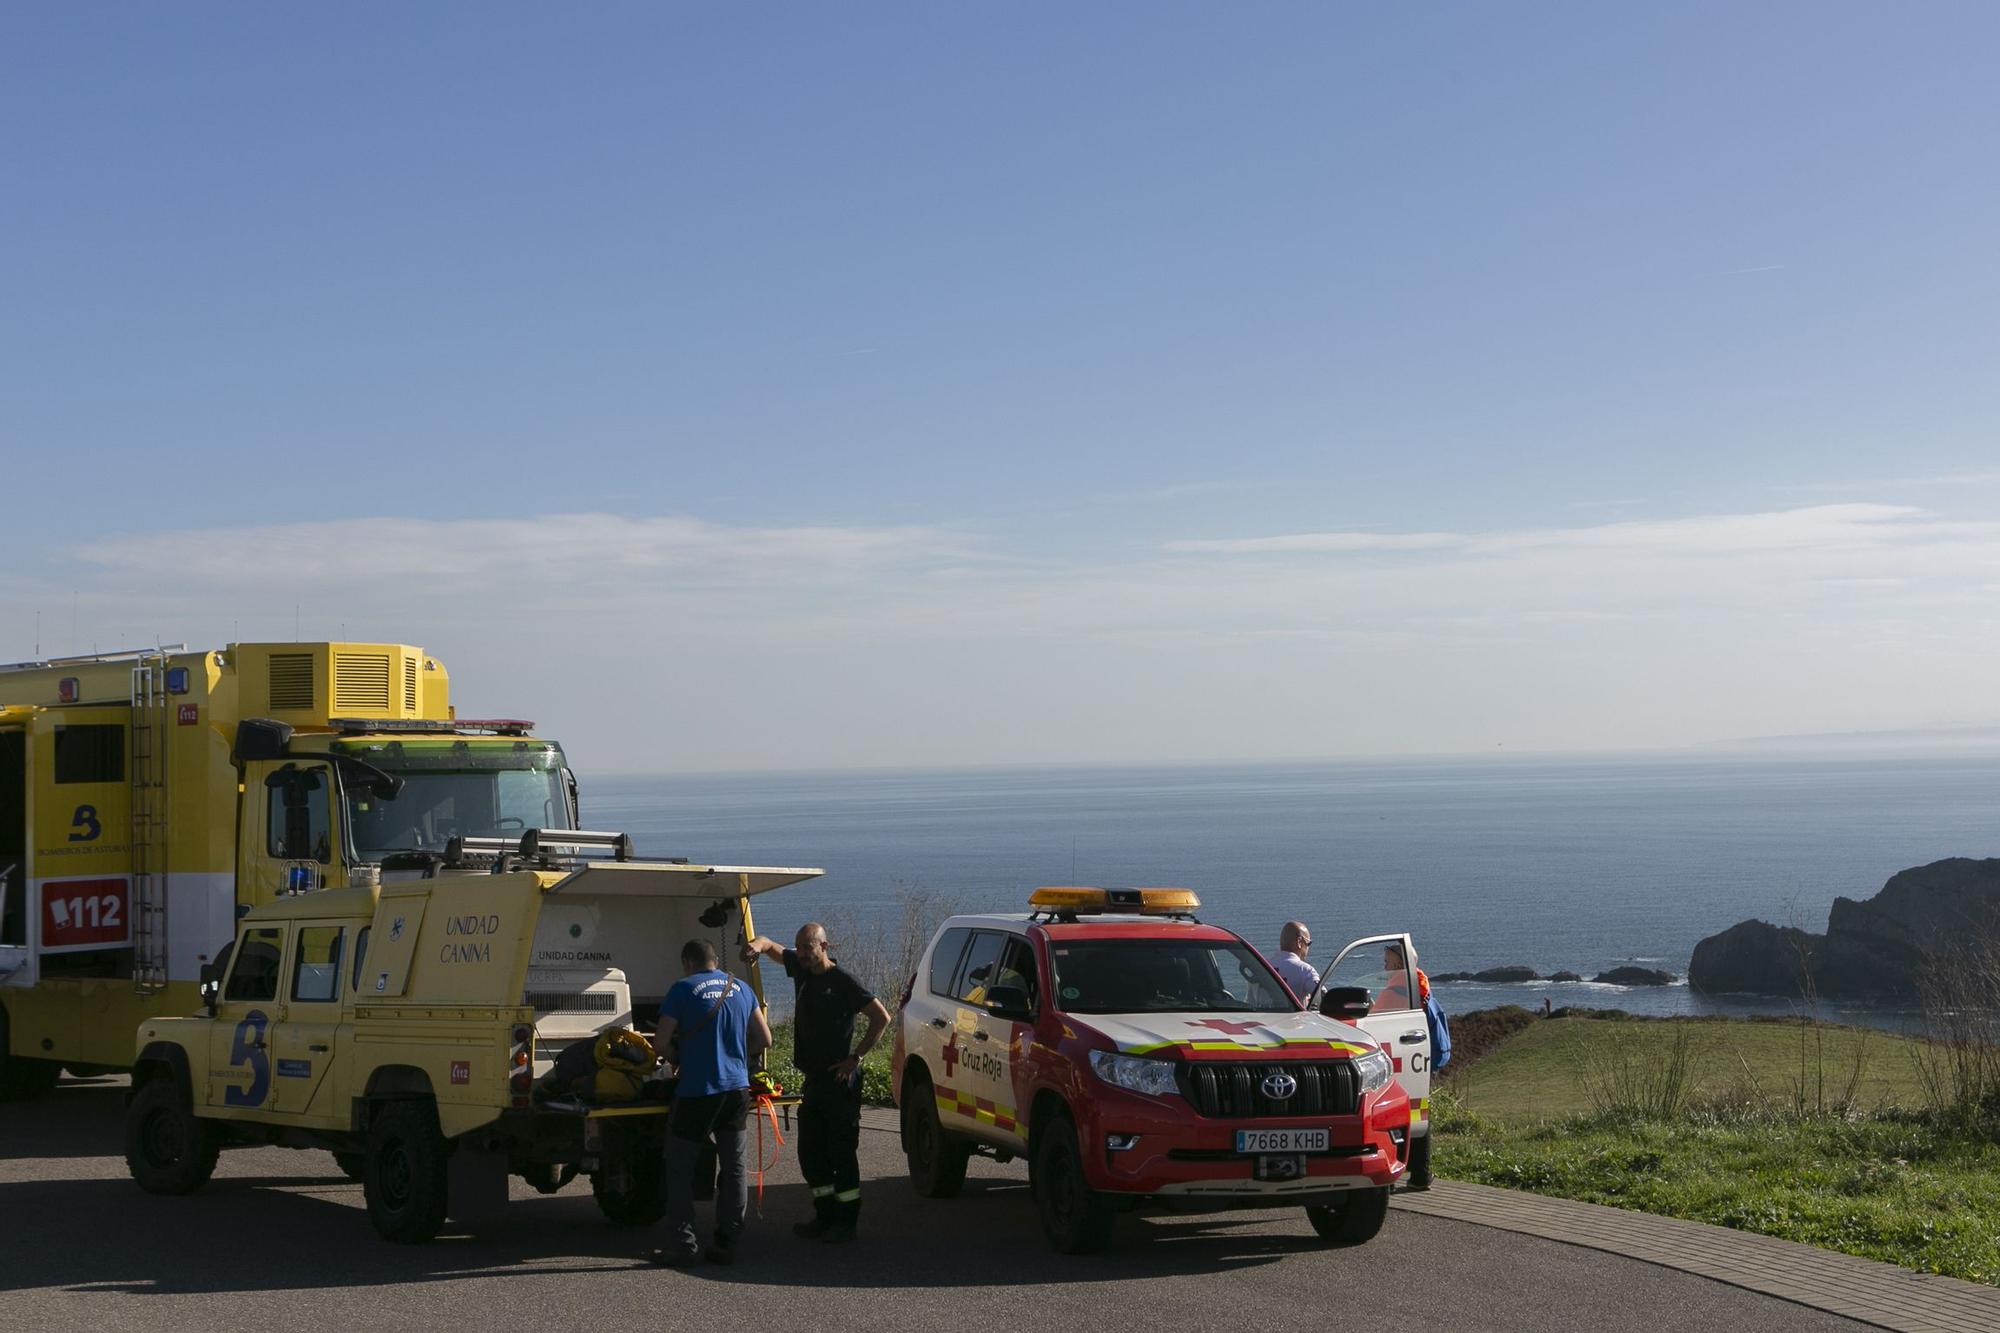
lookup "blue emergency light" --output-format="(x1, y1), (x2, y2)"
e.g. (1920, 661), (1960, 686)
(166, 667), (190, 694)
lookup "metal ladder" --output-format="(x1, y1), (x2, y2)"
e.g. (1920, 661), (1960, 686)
(129, 656), (171, 994)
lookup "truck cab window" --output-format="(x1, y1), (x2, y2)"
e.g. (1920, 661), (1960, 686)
(333, 740), (570, 864)
(225, 927), (286, 1003)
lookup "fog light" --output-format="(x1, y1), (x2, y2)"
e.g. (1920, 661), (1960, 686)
(1105, 1133), (1140, 1152)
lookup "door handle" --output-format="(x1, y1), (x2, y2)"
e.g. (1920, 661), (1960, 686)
(1399, 1031), (1426, 1044)
(308, 1044), (330, 1053)
(972, 1030), (991, 1042)
(928, 1017), (948, 1029)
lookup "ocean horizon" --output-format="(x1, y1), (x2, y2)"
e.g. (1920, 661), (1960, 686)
(586, 749), (2000, 1032)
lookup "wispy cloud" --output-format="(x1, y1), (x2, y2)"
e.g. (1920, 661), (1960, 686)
(1775, 471), (2000, 495)
(1166, 504), (1938, 558)
(68, 514), (968, 590)
(12, 502), (2000, 769)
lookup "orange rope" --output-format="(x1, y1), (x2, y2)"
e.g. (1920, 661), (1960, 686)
(751, 1092), (786, 1211)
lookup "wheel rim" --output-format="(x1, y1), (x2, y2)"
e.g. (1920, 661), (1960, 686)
(141, 1108), (181, 1168)
(379, 1140), (413, 1210)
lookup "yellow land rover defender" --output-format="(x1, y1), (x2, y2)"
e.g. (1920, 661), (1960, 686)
(122, 793), (819, 1242)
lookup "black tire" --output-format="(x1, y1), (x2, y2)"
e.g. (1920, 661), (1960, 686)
(124, 1078), (221, 1195)
(1032, 1112), (1114, 1254)
(363, 1101), (451, 1243)
(0, 1009), (62, 1102)
(1306, 1187), (1390, 1245)
(592, 1138), (666, 1226)
(903, 1069), (972, 1198)
(1405, 1131), (1432, 1191)
(332, 1151), (368, 1182)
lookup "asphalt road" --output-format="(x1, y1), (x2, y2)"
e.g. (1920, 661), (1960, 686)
(4, 1077), (1870, 1333)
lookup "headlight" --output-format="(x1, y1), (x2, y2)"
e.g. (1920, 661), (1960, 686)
(1088, 1050), (1181, 1099)
(1353, 1048), (1393, 1095)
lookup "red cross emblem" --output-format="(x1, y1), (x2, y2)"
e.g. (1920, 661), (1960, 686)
(1187, 1019), (1264, 1036)
(941, 1035), (960, 1076)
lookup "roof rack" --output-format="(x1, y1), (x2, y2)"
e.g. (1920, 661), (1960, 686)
(0, 644), (189, 674)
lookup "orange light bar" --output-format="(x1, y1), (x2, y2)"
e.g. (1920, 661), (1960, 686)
(1029, 886), (1201, 915)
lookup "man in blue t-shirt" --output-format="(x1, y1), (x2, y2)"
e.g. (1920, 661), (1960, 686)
(650, 938), (769, 1267)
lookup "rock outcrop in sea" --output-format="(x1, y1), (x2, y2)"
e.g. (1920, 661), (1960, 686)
(1688, 857), (2000, 999)
(1591, 966), (1674, 986)
(1429, 965), (1673, 985)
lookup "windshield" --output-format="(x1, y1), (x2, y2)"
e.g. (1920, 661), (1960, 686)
(334, 739), (572, 863)
(1048, 938), (1298, 1014)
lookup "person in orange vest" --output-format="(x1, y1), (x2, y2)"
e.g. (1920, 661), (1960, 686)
(1374, 942), (1430, 1012)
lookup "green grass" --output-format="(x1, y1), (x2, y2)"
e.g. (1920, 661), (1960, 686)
(1451, 1014), (1911, 1119)
(1436, 1013), (2000, 1287)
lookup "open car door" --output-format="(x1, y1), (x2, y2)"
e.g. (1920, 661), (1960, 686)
(1315, 932), (1430, 1130)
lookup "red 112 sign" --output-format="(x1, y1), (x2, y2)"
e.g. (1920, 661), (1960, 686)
(41, 878), (132, 952)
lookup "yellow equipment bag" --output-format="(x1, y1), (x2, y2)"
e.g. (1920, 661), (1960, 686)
(590, 1028), (659, 1103)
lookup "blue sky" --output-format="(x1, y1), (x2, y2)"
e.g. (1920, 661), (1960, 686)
(5, 5), (1999, 771)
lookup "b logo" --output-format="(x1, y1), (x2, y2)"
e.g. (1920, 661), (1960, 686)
(225, 1011), (271, 1107)
(68, 805), (101, 843)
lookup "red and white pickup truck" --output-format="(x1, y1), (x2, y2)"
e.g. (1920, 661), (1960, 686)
(891, 887), (1429, 1253)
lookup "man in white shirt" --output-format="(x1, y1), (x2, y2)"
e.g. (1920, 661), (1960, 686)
(1271, 921), (1319, 1000)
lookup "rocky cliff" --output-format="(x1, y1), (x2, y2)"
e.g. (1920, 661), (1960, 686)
(1688, 857), (2000, 999)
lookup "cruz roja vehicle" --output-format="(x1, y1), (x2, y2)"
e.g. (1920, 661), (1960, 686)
(0, 639), (638, 1097)
(123, 832), (820, 1242)
(893, 888), (1429, 1254)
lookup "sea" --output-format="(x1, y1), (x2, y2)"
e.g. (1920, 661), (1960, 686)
(586, 751), (2000, 1033)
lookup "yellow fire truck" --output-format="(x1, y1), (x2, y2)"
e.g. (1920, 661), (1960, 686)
(0, 640), (635, 1099)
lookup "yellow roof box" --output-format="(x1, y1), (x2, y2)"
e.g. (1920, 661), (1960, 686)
(233, 642), (448, 726)
(1028, 886), (1201, 917)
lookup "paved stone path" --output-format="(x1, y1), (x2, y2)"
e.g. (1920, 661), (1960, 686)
(1393, 1180), (2000, 1333)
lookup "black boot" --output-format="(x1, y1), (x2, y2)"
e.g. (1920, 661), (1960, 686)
(818, 1205), (858, 1244)
(792, 1210), (833, 1239)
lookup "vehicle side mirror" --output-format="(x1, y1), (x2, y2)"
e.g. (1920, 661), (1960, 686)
(234, 718), (294, 764)
(985, 985), (1034, 1022)
(201, 940), (235, 1016)
(1319, 986), (1373, 1022)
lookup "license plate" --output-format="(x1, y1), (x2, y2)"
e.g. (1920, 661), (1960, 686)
(1235, 1128), (1327, 1153)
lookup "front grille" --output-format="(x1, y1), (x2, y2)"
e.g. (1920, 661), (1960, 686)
(1178, 1060), (1360, 1118)
(526, 991), (618, 1014)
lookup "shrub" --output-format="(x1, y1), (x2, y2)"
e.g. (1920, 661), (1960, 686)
(1437, 1005), (1541, 1076)
(1572, 1018), (1707, 1119)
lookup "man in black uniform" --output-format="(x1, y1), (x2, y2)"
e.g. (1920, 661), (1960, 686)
(744, 922), (889, 1243)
